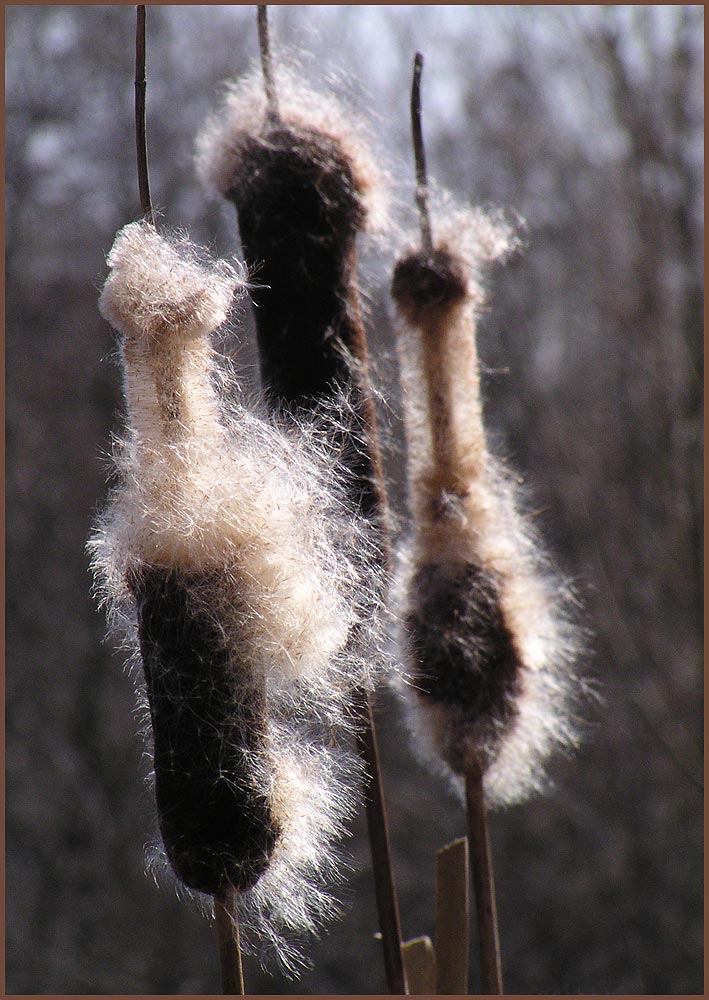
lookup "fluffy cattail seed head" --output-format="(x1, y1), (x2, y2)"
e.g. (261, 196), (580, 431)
(196, 65), (388, 234)
(130, 564), (280, 896)
(392, 204), (581, 807)
(391, 246), (468, 323)
(99, 220), (240, 342)
(195, 67), (390, 409)
(90, 221), (385, 970)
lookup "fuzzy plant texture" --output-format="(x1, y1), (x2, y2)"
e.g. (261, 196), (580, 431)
(89, 220), (386, 975)
(391, 203), (583, 809)
(195, 66), (391, 533)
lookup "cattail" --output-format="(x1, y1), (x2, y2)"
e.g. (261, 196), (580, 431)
(392, 58), (583, 993)
(391, 202), (580, 808)
(196, 49), (408, 993)
(195, 63), (389, 527)
(89, 219), (379, 972)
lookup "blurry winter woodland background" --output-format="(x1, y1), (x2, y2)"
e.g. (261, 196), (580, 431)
(6, 4), (703, 994)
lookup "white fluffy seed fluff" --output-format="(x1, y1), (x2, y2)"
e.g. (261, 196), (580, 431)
(89, 220), (384, 972)
(392, 206), (582, 809)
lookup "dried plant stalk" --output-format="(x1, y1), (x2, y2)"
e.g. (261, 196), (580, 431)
(402, 936), (437, 995)
(132, 10), (243, 990)
(435, 837), (470, 994)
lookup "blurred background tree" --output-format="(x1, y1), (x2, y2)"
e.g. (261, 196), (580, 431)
(6, 5), (703, 994)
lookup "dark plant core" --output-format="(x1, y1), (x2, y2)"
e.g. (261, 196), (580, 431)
(227, 125), (366, 405)
(227, 123), (386, 533)
(406, 561), (522, 772)
(130, 566), (281, 896)
(391, 247), (467, 322)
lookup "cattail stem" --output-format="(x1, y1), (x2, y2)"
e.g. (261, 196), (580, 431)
(465, 758), (503, 994)
(134, 5), (153, 222)
(411, 52), (433, 257)
(336, 245), (407, 997)
(354, 687), (408, 994)
(350, 358), (408, 993)
(215, 889), (246, 995)
(256, 5), (280, 123)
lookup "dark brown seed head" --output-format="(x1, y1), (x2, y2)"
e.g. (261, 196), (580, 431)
(129, 566), (282, 896)
(391, 247), (468, 325)
(223, 120), (389, 550)
(405, 561), (522, 774)
(225, 124), (367, 407)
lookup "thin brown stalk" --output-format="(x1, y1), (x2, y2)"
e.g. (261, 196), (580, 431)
(410, 52), (433, 256)
(134, 5), (153, 222)
(349, 322), (408, 995)
(339, 285), (406, 995)
(215, 889), (246, 995)
(354, 686), (408, 994)
(465, 758), (503, 994)
(257, 5), (280, 122)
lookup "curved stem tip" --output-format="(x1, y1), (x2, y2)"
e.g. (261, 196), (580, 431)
(411, 51), (433, 255)
(134, 5), (153, 223)
(257, 5), (280, 122)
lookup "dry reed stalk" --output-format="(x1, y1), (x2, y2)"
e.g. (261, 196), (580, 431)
(402, 936), (436, 995)
(355, 687), (408, 994)
(125, 23), (252, 959)
(135, 12), (242, 991)
(410, 52), (433, 258)
(392, 49), (581, 998)
(435, 836), (470, 994)
(134, 11), (247, 989)
(257, 5), (279, 123)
